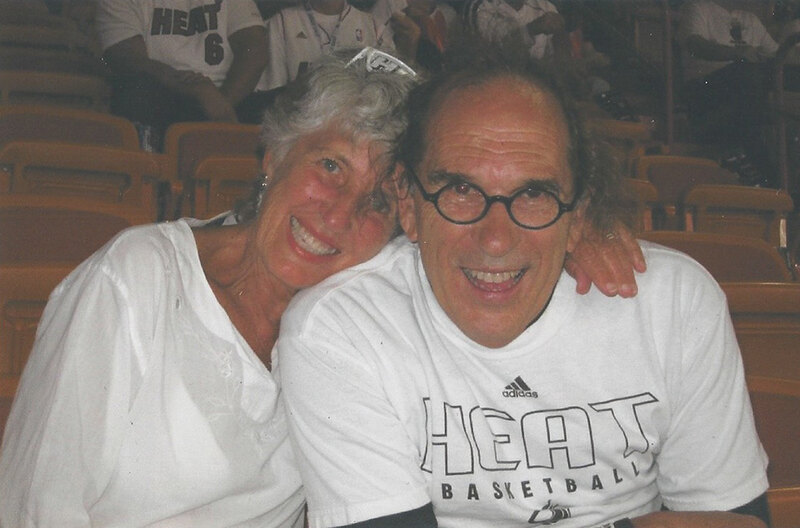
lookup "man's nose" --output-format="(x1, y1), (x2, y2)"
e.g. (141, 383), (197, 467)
(476, 201), (517, 256)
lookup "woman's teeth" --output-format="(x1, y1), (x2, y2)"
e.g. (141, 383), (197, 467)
(291, 217), (338, 255)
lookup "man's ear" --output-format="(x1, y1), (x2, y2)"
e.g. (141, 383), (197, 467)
(395, 170), (419, 242)
(566, 202), (588, 253)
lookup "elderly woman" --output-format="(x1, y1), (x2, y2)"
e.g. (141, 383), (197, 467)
(0, 50), (642, 526)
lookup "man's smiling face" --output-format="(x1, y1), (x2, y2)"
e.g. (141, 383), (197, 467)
(399, 75), (583, 348)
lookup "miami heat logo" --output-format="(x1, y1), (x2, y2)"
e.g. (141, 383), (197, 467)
(528, 500), (571, 525)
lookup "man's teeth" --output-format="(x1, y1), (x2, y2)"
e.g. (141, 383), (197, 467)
(290, 217), (338, 255)
(465, 269), (523, 284)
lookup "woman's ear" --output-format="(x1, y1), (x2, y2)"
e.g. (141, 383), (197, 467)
(395, 169), (419, 242)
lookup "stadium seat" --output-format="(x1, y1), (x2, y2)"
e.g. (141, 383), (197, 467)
(641, 231), (795, 282)
(0, 140), (162, 219)
(683, 184), (794, 249)
(192, 155), (260, 219)
(162, 122), (261, 218)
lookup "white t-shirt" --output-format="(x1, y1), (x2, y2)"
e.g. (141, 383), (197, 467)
(257, 2), (392, 92)
(96, 0), (264, 87)
(276, 237), (769, 528)
(0, 220), (304, 527)
(464, 0), (558, 59)
(678, 0), (778, 81)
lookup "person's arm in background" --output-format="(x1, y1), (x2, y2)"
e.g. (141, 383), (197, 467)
(525, 10), (564, 36)
(103, 36), (238, 122)
(387, 11), (422, 64)
(684, 33), (768, 63)
(219, 25), (268, 107)
(525, 3), (569, 60)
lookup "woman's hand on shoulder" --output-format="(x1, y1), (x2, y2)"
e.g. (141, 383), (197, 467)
(565, 221), (646, 298)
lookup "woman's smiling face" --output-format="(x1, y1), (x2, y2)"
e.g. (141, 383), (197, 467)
(255, 125), (399, 290)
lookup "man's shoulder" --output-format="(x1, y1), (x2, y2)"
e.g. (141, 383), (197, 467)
(635, 239), (726, 304)
(283, 237), (418, 333)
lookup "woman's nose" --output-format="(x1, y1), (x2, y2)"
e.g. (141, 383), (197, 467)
(321, 191), (358, 231)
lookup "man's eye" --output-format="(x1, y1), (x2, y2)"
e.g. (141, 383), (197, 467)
(452, 182), (473, 195)
(321, 158), (339, 173)
(522, 188), (545, 199)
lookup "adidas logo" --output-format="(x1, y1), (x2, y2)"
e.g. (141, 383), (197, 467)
(296, 31), (308, 39)
(502, 376), (538, 398)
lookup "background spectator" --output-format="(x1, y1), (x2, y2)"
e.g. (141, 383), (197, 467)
(257, 0), (393, 92)
(678, 0), (779, 185)
(372, 0), (460, 72)
(96, 0), (268, 149)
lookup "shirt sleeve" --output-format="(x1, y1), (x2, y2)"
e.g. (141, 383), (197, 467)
(263, 11), (290, 91)
(276, 325), (430, 528)
(677, 2), (708, 43)
(95, 0), (146, 51)
(742, 12), (779, 55)
(655, 285), (769, 511)
(0, 259), (141, 526)
(225, 0), (265, 36)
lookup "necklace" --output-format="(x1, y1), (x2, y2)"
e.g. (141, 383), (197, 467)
(304, 0), (350, 53)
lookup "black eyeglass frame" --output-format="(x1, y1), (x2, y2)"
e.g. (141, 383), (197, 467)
(406, 169), (583, 230)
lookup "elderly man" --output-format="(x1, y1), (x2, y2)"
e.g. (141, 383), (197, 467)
(276, 45), (770, 528)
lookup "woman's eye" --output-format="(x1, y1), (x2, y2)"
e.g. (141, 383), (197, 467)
(321, 158), (340, 173)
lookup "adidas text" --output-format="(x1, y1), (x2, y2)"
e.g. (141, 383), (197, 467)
(502, 389), (538, 398)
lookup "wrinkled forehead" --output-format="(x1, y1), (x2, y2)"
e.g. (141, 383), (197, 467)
(423, 76), (572, 178)
(428, 75), (568, 139)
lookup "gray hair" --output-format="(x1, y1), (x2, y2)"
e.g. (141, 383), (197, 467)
(261, 51), (415, 165)
(398, 37), (634, 232)
(235, 50), (416, 222)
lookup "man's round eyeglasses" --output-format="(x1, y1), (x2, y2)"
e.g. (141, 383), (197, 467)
(407, 170), (581, 230)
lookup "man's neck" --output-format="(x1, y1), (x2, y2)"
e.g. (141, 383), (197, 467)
(310, 0), (346, 15)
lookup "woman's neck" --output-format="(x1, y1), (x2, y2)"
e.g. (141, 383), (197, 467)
(194, 225), (297, 367)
